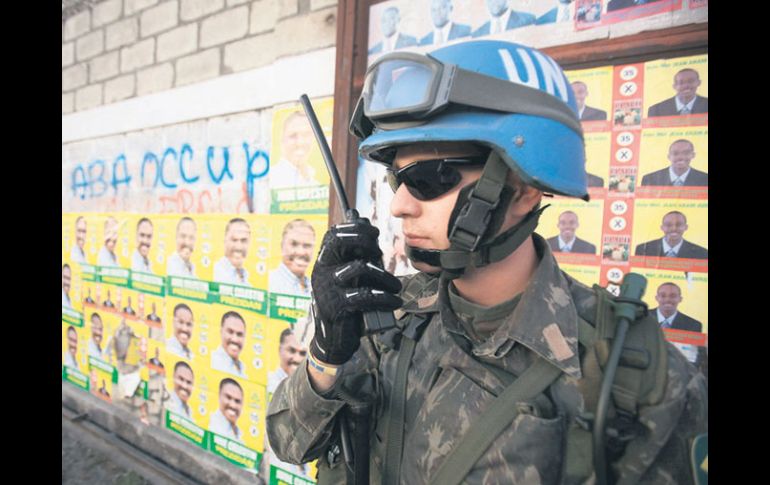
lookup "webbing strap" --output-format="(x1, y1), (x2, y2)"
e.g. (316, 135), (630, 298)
(381, 335), (417, 485)
(428, 357), (563, 485)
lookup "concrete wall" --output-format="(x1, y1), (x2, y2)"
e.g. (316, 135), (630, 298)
(63, 0), (338, 115)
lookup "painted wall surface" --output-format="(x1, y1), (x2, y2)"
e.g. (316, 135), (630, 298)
(63, 2), (339, 483)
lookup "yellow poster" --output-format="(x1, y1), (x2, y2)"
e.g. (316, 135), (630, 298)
(632, 200), (708, 260)
(89, 361), (115, 404)
(163, 353), (209, 448)
(208, 214), (270, 291)
(62, 260), (83, 325)
(164, 296), (213, 366)
(635, 268), (708, 370)
(584, 132), (611, 190)
(269, 98), (333, 214)
(644, 55), (708, 119)
(638, 128), (708, 187)
(63, 213), (93, 265)
(94, 213), (131, 269)
(565, 66), (613, 123)
(163, 214), (214, 282)
(539, 199), (604, 271)
(83, 307), (111, 365)
(268, 214), (326, 299)
(205, 303), (270, 386)
(121, 214), (172, 288)
(204, 370), (266, 471)
(264, 319), (296, 402)
(62, 322), (87, 374)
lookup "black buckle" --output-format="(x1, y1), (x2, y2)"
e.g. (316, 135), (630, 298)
(449, 191), (497, 251)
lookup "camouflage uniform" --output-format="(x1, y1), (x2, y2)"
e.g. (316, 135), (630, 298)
(266, 234), (708, 484)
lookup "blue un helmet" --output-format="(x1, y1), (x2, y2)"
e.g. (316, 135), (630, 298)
(349, 40), (588, 276)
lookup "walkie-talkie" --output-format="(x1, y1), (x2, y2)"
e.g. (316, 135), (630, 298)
(299, 94), (397, 335)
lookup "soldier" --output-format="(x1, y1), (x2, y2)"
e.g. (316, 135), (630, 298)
(267, 41), (707, 484)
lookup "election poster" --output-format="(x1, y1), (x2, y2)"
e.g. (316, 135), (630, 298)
(204, 369), (266, 473)
(165, 214), (217, 284)
(268, 214), (327, 324)
(163, 352), (209, 449)
(62, 322), (89, 390)
(269, 100), (333, 215)
(207, 214), (270, 293)
(204, 302), (271, 386)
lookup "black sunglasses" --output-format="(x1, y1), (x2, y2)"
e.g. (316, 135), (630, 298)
(386, 156), (487, 201)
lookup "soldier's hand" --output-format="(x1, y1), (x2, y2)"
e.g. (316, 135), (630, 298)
(309, 218), (402, 366)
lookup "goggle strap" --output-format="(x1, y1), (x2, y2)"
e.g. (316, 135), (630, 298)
(447, 152), (509, 253)
(472, 203), (549, 267)
(440, 204), (550, 271)
(449, 67), (584, 138)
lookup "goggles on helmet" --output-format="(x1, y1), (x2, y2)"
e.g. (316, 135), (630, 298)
(350, 51), (583, 141)
(386, 155), (487, 201)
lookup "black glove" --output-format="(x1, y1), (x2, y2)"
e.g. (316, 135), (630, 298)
(309, 218), (402, 365)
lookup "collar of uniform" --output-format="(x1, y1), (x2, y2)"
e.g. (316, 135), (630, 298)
(394, 272), (441, 319)
(440, 234), (581, 379)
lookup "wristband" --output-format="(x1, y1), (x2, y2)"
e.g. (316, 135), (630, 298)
(307, 352), (340, 377)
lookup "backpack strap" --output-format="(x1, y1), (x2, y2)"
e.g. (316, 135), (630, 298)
(381, 312), (433, 485)
(427, 356), (563, 485)
(565, 283), (670, 482)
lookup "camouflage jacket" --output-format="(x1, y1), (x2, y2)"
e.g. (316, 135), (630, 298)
(266, 235), (708, 484)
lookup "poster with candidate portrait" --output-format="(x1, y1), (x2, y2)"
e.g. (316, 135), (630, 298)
(267, 214), (326, 299)
(636, 127), (708, 196)
(164, 295), (213, 368)
(204, 370), (266, 473)
(262, 317), (317, 484)
(163, 353), (209, 449)
(269, 99), (333, 215)
(165, 214), (217, 285)
(539, 198), (604, 266)
(125, 214), (170, 280)
(643, 54), (708, 125)
(62, 322), (89, 391)
(635, 267), (708, 374)
(630, 199), (708, 273)
(204, 302), (269, 386)
(206, 214), (270, 293)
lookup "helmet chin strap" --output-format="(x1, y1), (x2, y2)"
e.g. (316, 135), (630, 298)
(404, 151), (549, 279)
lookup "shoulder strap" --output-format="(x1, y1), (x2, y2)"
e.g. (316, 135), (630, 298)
(382, 312), (432, 485)
(428, 356), (562, 485)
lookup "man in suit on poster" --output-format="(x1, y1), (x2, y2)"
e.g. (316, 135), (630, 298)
(647, 68), (708, 117)
(536, 0), (575, 25)
(420, 0), (472, 46)
(546, 210), (596, 254)
(571, 81), (607, 121)
(652, 282), (702, 332)
(167, 217), (198, 278)
(634, 211), (708, 259)
(213, 218), (253, 287)
(472, 0), (536, 37)
(97, 216), (120, 268)
(166, 361), (195, 419)
(131, 218), (154, 274)
(369, 6), (418, 55)
(71, 216), (88, 263)
(641, 139), (708, 187)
